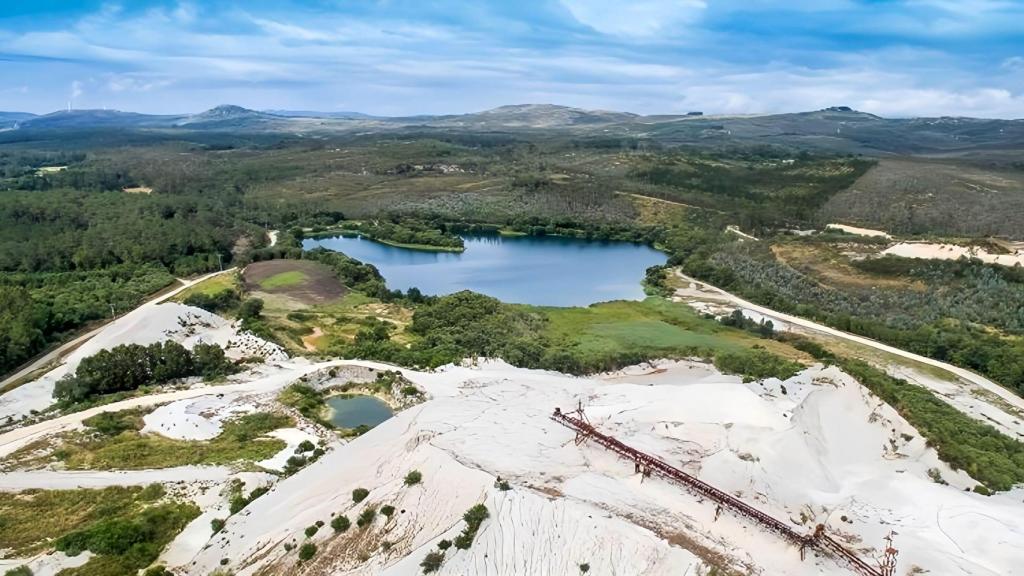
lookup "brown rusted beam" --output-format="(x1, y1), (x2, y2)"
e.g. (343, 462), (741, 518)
(551, 407), (888, 576)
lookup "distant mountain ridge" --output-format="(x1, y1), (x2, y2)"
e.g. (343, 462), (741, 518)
(4, 104), (1022, 155)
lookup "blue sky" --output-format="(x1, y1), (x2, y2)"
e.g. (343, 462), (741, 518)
(1, 1), (1022, 117)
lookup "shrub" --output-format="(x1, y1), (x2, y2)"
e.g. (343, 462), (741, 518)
(298, 542), (317, 561)
(284, 455), (308, 475)
(356, 507), (377, 528)
(420, 551), (444, 573)
(211, 518), (226, 533)
(437, 539), (452, 550)
(4, 567), (32, 576)
(453, 504), (489, 550)
(352, 488), (369, 503)
(579, 563), (591, 573)
(401, 385), (421, 396)
(304, 525), (319, 538)
(331, 515), (351, 533)
(404, 470), (422, 486)
(381, 505), (396, 518)
(238, 298), (264, 320)
(296, 440), (315, 453)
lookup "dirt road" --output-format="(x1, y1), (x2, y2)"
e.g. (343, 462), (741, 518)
(673, 269), (1024, 414)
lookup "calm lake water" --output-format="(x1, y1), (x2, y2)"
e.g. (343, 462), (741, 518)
(326, 395), (394, 429)
(302, 234), (667, 306)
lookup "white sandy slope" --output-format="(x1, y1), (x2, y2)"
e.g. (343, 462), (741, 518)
(826, 223), (891, 238)
(0, 552), (91, 576)
(178, 360), (1024, 576)
(882, 241), (1024, 268)
(0, 302), (287, 422)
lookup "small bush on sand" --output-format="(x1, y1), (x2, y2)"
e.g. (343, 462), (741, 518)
(420, 551), (444, 574)
(331, 515), (351, 533)
(352, 488), (369, 503)
(298, 542), (317, 561)
(404, 470), (422, 486)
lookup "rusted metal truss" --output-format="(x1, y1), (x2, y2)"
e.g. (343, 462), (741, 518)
(551, 405), (897, 576)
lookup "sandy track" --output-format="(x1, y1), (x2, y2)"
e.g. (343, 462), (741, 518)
(0, 466), (233, 490)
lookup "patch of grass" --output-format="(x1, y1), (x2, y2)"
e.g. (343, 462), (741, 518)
(0, 484), (173, 558)
(713, 347), (802, 382)
(81, 408), (147, 436)
(32, 412), (292, 470)
(536, 298), (742, 372)
(260, 270), (310, 290)
(173, 272), (239, 303)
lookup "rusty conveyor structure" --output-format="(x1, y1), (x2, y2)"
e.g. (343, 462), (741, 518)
(551, 405), (898, 576)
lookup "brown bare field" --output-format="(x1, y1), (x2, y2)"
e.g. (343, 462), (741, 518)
(771, 242), (924, 292)
(243, 260), (345, 305)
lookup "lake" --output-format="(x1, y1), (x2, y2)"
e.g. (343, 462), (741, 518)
(302, 234), (667, 306)
(326, 394), (394, 429)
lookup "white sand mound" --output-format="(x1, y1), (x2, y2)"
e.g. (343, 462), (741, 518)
(142, 395), (259, 441)
(826, 223), (891, 238)
(0, 303), (287, 422)
(177, 360), (1024, 576)
(882, 241), (1024, 267)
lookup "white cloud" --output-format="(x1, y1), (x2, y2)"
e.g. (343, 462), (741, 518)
(251, 18), (334, 42)
(0, 1), (1021, 118)
(560, 0), (706, 37)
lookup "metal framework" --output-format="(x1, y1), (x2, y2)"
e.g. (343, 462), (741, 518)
(551, 404), (897, 576)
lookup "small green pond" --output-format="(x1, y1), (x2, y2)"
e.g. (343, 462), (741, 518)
(326, 394), (394, 429)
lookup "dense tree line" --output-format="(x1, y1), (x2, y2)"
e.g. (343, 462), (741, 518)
(0, 265), (174, 376)
(53, 341), (235, 404)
